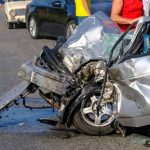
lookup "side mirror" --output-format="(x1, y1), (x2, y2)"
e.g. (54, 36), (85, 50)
(51, 1), (61, 7)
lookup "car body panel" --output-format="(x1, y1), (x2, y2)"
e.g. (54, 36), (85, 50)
(109, 55), (150, 127)
(42, 1), (67, 36)
(91, 1), (112, 16)
(108, 17), (150, 127)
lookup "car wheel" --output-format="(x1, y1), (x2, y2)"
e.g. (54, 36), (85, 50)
(65, 20), (76, 37)
(73, 89), (115, 135)
(29, 17), (39, 39)
(8, 22), (13, 29)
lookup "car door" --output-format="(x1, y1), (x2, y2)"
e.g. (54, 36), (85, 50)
(46, 0), (67, 37)
(35, 0), (50, 35)
(91, 0), (112, 16)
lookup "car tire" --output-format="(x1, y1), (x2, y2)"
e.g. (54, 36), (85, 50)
(65, 20), (76, 37)
(73, 89), (115, 136)
(8, 22), (13, 29)
(29, 17), (39, 39)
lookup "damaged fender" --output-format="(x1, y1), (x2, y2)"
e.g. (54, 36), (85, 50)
(61, 81), (102, 127)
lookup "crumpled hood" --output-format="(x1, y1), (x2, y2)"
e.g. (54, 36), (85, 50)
(59, 11), (121, 73)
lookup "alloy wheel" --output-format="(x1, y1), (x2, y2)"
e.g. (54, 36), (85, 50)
(81, 94), (114, 127)
(29, 17), (37, 38)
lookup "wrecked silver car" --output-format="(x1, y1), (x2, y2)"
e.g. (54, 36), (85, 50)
(1, 11), (150, 136)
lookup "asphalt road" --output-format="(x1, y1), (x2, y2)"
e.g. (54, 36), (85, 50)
(0, 7), (150, 150)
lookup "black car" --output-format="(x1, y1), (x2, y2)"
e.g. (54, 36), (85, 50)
(26, 0), (112, 39)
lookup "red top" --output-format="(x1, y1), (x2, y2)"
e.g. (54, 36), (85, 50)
(118, 0), (143, 32)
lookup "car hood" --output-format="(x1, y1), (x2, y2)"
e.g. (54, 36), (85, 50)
(59, 11), (121, 73)
(5, 1), (30, 10)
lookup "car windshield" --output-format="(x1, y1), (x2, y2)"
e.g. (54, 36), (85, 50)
(59, 11), (122, 72)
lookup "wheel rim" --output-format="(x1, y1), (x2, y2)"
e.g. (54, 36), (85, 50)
(81, 93), (114, 127)
(29, 18), (37, 37)
(66, 23), (76, 37)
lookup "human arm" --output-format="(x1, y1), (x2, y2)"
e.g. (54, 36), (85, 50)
(111, 0), (141, 24)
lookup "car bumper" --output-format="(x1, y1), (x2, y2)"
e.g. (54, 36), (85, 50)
(8, 16), (26, 23)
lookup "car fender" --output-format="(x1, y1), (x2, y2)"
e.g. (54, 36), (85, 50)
(61, 81), (102, 127)
(26, 5), (38, 29)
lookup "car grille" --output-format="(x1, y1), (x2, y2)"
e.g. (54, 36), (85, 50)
(16, 9), (25, 16)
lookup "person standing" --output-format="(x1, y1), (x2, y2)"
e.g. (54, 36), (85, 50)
(111, 0), (143, 32)
(75, 0), (91, 23)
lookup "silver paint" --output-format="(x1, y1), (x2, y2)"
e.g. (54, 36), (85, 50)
(110, 55), (150, 127)
(18, 60), (71, 95)
(59, 11), (121, 72)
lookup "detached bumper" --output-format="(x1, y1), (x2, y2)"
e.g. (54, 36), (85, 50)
(18, 59), (71, 95)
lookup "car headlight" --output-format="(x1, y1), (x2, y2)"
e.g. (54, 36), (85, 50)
(9, 10), (16, 17)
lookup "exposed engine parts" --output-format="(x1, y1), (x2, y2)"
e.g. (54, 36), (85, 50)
(101, 81), (115, 104)
(76, 61), (97, 82)
(94, 61), (106, 82)
(76, 60), (106, 83)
